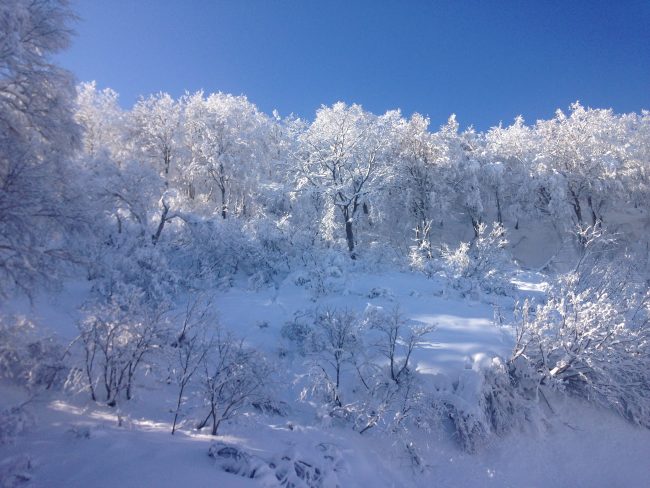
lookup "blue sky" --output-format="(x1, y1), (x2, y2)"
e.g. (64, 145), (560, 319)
(59, 0), (650, 130)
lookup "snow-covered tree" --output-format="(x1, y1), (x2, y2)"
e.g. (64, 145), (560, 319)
(295, 103), (397, 258)
(75, 82), (124, 160)
(509, 230), (650, 427)
(438, 116), (486, 238)
(364, 305), (435, 385)
(129, 92), (181, 185)
(482, 116), (537, 228)
(197, 329), (270, 435)
(533, 103), (628, 240)
(387, 113), (451, 249)
(182, 91), (271, 219)
(168, 296), (216, 434)
(78, 286), (170, 405)
(0, 0), (82, 297)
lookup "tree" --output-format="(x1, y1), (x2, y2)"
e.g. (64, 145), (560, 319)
(78, 286), (169, 405)
(310, 308), (361, 406)
(533, 103), (628, 243)
(169, 297), (215, 435)
(420, 115), (488, 239)
(0, 0), (81, 298)
(129, 92), (181, 185)
(295, 102), (396, 258)
(182, 91), (271, 219)
(509, 230), (650, 427)
(75, 82), (124, 160)
(389, 113), (450, 248)
(483, 116), (538, 229)
(364, 306), (435, 385)
(197, 329), (269, 435)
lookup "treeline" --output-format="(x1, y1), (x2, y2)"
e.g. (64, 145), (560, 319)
(73, 83), (650, 265)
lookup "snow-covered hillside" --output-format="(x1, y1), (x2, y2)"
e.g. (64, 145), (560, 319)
(2, 1), (650, 487)
(2, 271), (650, 488)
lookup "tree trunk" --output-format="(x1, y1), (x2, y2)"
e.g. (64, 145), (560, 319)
(163, 148), (171, 188)
(495, 189), (503, 224)
(84, 348), (96, 401)
(340, 205), (357, 258)
(211, 414), (220, 435)
(126, 365), (134, 400)
(570, 188), (583, 225)
(471, 216), (482, 238)
(345, 217), (355, 259)
(220, 186), (227, 219)
(152, 201), (170, 245)
(587, 196), (600, 227)
(334, 359), (342, 406)
(219, 163), (227, 219)
(197, 411), (211, 430)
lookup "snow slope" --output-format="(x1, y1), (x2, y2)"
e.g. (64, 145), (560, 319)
(2, 270), (649, 487)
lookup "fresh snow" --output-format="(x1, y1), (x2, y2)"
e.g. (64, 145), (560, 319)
(2, 271), (649, 487)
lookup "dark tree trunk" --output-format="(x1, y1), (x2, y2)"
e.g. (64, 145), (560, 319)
(471, 216), (482, 238)
(152, 201), (170, 245)
(495, 189), (503, 224)
(220, 185), (227, 219)
(587, 196), (601, 227)
(344, 212), (355, 259)
(163, 148), (171, 188)
(211, 414), (220, 435)
(570, 188), (583, 225)
(171, 382), (185, 435)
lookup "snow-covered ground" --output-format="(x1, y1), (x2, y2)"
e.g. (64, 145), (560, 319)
(2, 270), (650, 487)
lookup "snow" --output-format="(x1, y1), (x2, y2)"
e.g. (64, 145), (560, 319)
(2, 270), (650, 487)
(3, 3), (649, 486)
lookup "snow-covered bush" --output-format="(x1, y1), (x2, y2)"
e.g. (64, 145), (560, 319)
(171, 215), (290, 290)
(208, 441), (344, 487)
(89, 240), (179, 308)
(363, 305), (435, 385)
(0, 404), (34, 445)
(0, 316), (67, 391)
(509, 264), (650, 427)
(0, 454), (33, 488)
(290, 250), (348, 299)
(408, 234), (440, 279)
(439, 222), (513, 295)
(168, 296), (217, 434)
(281, 310), (319, 357)
(479, 357), (532, 437)
(197, 329), (271, 435)
(77, 286), (170, 405)
(435, 356), (534, 453)
(208, 442), (272, 480)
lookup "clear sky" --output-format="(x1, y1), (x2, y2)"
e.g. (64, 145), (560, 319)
(58, 0), (650, 130)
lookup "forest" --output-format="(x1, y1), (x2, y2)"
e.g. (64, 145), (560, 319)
(1, 1), (649, 487)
